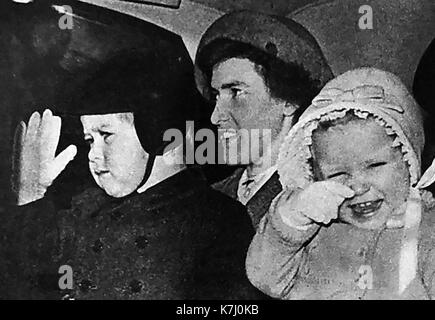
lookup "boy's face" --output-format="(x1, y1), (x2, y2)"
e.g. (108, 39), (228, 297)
(312, 118), (410, 229)
(210, 57), (285, 165)
(80, 113), (149, 198)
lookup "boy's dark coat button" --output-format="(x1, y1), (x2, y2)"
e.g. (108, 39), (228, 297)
(129, 279), (143, 293)
(92, 239), (104, 253)
(79, 279), (96, 293)
(110, 210), (125, 222)
(135, 236), (149, 249)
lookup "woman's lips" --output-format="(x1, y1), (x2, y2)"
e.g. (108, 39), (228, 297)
(221, 129), (237, 140)
(94, 169), (109, 176)
(348, 199), (383, 217)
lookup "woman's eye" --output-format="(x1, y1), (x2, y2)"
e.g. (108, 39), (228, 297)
(84, 137), (93, 145)
(230, 88), (242, 98)
(368, 161), (387, 168)
(102, 132), (113, 141)
(327, 172), (346, 179)
(210, 89), (219, 102)
(98, 130), (112, 138)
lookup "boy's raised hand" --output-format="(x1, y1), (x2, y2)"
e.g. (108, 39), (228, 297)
(11, 109), (77, 206)
(276, 181), (355, 231)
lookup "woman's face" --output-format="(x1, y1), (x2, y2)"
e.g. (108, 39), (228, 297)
(312, 118), (410, 229)
(210, 58), (286, 165)
(80, 112), (149, 198)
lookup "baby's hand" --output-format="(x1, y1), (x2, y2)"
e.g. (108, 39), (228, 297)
(276, 181), (355, 230)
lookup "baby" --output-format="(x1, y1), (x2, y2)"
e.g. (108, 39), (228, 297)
(246, 68), (435, 299)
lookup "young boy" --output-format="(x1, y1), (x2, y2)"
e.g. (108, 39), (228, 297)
(1, 41), (263, 299)
(246, 67), (435, 299)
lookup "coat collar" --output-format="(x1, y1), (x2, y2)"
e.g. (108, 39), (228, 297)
(89, 167), (208, 217)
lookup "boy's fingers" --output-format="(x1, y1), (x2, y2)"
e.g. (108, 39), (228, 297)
(25, 111), (41, 145)
(13, 121), (27, 147)
(11, 121), (27, 190)
(40, 109), (61, 159)
(12, 121), (26, 164)
(323, 181), (355, 198)
(48, 145), (77, 183)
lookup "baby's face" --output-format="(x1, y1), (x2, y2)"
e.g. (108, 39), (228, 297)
(312, 118), (410, 229)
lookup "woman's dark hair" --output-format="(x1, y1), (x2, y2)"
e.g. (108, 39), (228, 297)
(196, 38), (323, 123)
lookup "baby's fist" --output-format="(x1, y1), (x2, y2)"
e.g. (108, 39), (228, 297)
(277, 181), (355, 230)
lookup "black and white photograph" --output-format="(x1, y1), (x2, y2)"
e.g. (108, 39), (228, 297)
(0, 0), (434, 305)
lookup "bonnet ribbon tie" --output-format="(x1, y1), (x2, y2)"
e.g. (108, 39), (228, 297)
(398, 158), (435, 295)
(311, 85), (404, 114)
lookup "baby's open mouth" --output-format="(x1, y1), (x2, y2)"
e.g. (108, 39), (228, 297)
(348, 199), (383, 217)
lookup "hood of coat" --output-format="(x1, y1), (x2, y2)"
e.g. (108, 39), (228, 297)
(277, 67), (424, 190)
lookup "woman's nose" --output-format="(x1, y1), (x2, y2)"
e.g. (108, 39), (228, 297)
(210, 99), (229, 125)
